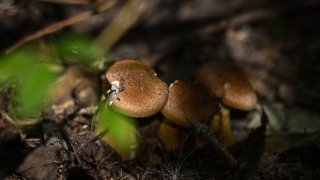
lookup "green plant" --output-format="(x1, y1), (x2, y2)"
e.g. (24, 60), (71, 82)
(0, 48), (59, 118)
(0, 34), (138, 161)
(93, 102), (138, 160)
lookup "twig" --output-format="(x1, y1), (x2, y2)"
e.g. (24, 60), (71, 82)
(5, 11), (93, 54)
(0, 111), (22, 134)
(95, 0), (159, 54)
(5, 0), (117, 53)
(189, 117), (237, 166)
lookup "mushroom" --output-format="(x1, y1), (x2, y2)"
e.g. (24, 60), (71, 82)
(160, 81), (236, 164)
(161, 80), (217, 128)
(105, 59), (169, 117)
(196, 60), (258, 111)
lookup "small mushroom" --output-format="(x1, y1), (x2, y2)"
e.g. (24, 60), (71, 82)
(161, 81), (217, 128)
(160, 81), (236, 164)
(196, 60), (257, 111)
(105, 59), (169, 117)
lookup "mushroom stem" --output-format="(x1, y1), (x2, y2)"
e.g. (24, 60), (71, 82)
(212, 107), (234, 147)
(189, 117), (237, 166)
(158, 120), (188, 150)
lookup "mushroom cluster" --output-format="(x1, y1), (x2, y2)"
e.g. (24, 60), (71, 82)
(102, 59), (258, 160)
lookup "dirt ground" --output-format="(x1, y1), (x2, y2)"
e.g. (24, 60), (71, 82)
(1, 0), (320, 179)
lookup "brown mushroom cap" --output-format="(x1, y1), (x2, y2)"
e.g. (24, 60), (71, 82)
(106, 59), (168, 117)
(161, 81), (217, 128)
(196, 60), (257, 111)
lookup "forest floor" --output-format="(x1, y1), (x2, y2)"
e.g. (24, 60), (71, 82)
(1, 0), (320, 179)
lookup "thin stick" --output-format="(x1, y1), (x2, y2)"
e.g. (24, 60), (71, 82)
(189, 117), (237, 166)
(95, 0), (156, 54)
(5, 11), (93, 54)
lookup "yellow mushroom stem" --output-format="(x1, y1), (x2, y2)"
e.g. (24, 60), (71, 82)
(212, 108), (234, 147)
(158, 120), (188, 151)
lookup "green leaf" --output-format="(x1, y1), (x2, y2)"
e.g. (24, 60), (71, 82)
(0, 50), (33, 83)
(55, 34), (102, 65)
(94, 103), (138, 160)
(0, 49), (60, 118)
(16, 63), (58, 118)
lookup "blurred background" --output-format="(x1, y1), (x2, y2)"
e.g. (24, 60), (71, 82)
(1, 0), (320, 179)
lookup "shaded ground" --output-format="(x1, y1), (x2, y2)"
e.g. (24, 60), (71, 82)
(1, 0), (320, 179)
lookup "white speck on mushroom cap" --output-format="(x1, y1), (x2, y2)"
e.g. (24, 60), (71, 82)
(111, 80), (120, 87)
(106, 59), (169, 117)
(107, 80), (121, 107)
